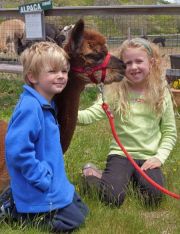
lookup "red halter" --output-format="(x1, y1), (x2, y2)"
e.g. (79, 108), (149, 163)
(71, 53), (111, 84)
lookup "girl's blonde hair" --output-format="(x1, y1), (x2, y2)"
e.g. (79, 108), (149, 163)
(105, 38), (167, 116)
(20, 41), (70, 85)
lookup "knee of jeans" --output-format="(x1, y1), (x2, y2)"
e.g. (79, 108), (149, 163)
(113, 190), (126, 207)
(141, 188), (163, 207)
(146, 185), (163, 199)
(100, 185), (126, 207)
(51, 212), (86, 232)
(71, 211), (87, 230)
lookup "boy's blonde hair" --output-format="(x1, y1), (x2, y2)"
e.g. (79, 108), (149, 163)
(20, 41), (70, 85)
(105, 38), (167, 117)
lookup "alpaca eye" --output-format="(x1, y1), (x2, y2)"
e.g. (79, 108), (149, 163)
(84, 54), (96, 59)
(84, 53), (104, 61)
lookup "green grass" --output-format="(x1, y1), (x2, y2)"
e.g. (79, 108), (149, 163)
(0, 76), (180, 234)
(0, 74), (23, 121)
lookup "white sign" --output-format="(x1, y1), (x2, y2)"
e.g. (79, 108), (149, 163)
(25, 12), (45, 40)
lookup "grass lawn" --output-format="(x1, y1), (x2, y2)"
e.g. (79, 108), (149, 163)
(0, 75), (179, 234)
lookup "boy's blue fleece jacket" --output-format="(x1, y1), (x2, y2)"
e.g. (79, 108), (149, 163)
(5, 85), (74, 213)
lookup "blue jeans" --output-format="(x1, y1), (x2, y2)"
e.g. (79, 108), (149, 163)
(11, 192), (88, 232)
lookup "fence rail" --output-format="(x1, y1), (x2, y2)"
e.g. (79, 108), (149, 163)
(0, 5), (180, 73)
(0, 64), (22, 74)
(0, 5), (180, 16)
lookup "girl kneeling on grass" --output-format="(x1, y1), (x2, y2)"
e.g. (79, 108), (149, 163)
(78, 38), (177, 207)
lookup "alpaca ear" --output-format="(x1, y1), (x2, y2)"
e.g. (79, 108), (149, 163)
(69, 19), (84, 53)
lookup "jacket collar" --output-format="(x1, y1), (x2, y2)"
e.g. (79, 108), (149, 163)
(23, 85), (55, 109)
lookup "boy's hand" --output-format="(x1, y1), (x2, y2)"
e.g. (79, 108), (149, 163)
(141, 157), (162, 171)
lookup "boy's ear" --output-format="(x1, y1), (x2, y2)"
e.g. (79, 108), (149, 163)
(27, 72), (38, 84)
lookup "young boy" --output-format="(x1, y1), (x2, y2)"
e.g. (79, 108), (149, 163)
(3, 41), (88, 232)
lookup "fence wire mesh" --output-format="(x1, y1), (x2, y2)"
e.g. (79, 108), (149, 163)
(0, 6), (179, 77)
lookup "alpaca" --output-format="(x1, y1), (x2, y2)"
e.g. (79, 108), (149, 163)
(17, 23), (74, 55)
(153, 36), (166, 47)
(0, 19), (25, 54)
(59, 24), (74, 45)
(0, 120), (9, 192)
(141, 35), (166, 47)
(0, 19), (125, 192)
(55, 19), (125, 153)
(141, 35), (148, 40)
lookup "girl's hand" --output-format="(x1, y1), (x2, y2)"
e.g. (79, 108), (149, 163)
(141, 157), (162, 171)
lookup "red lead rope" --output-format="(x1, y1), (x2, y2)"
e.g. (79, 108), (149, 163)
(102, 102), (180, 200)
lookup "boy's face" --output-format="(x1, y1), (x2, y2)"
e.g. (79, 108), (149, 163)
(28, 67), (68, 101)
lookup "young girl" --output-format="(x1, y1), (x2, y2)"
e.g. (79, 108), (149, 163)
(78, 38), (177, 207)
(3, 41), (88, 232)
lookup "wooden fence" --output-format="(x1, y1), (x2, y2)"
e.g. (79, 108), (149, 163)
(0, 5), (180, 74)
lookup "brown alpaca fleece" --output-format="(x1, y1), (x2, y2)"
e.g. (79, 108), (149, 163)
(56, 19), (125, 153)
(0, 19), (25, 54)
(0, 120), (9, 192)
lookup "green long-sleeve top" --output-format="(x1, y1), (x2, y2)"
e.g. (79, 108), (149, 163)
(78, 89), (177, 164)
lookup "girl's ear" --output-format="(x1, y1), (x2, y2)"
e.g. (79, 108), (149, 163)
(149, 57), (156, 71)
(27, 72), (38, 84)
(150, 57), (155, 66)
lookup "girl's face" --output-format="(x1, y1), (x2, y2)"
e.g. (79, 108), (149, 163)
(122, 47), (153, 90)
(27, 67), (68, 101)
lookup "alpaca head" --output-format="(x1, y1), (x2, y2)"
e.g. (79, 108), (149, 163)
(64, 19), (125, 84)
(58, 24), (75, 46)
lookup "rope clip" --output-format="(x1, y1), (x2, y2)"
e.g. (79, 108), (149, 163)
(98, 82), (105, 103)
